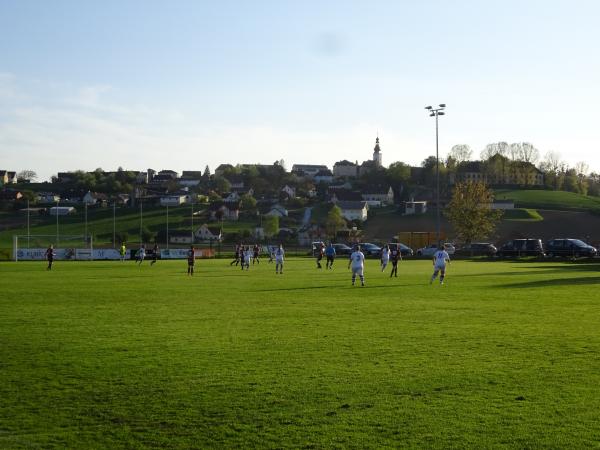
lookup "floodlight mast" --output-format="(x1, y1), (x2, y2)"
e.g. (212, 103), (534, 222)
(424, 103), (446, 247)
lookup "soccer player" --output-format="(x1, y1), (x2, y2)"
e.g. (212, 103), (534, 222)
(45, 244), (55, 270)
(187, 245), (195, 276)
(430, 244), (451, 285)
(389, 245), (402, 278)
(150, 243), (159, 266)
(242, 246), (252, 270)
(137, 244), (146, 265)
(380, 244), (390, 272)
(275, 244), (285, 274)
(348, 245), (365, 286)
(230, 244), (241, 266)
(119, 243), (126, 262)
(316, 242), (325, 269)
(325, 242), (336, 269)
(252, 244), (260, 265)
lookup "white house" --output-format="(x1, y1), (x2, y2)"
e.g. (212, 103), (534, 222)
(82, 191), (97, 205)
(291, 164), (329, 178)
(337, 201), (369, 222)
(49, 206), (76, 216)
(362, 186), (394, 207)
(209, 201), (240, 221)
(160, 195), (187, 206)
(38, 193), (61, 203)
(402, 201), (427, 215)
(178, 178), (201, 187)
(223, 192), (241, 202)
(195, 224), (222, 241)
(314, 169), (334, 184)
(265, 204), (288, 217)
(333, 160), (359, 178)
(281, 185), (296, 198)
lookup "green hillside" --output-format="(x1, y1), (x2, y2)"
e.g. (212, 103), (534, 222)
(0, 205), (256, 249)
(495, 189), (600, 211)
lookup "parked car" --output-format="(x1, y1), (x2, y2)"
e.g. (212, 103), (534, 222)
(387, 242), (414, 257)
(455, 242), (497, 257)
(416, 243), (456, 257)
(545, 239), (597, 258)
(497, 239), (544, 257)
(331, 243), (353, 256)
(357, 242), (382, 257)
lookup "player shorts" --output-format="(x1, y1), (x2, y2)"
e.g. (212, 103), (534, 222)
(351, 266), (364, 276)
(434, 264), (446, 273)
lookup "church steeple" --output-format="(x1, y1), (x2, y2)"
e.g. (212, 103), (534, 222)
(373, 136), (382, 167)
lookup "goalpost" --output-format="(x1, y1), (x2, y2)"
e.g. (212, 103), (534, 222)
(13, 234), (93, 261)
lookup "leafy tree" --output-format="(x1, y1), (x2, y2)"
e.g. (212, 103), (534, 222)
(445, 181), (503, 244)
(17, 170), (37, 183)
(203, 165), (211, 178)
(387, 161), (411, 184)
(213, 176), (231, 194)
(240, 193), (257, 211)
(325, 205), (346, 239)
(263, 215), (279, 238)
(448, 145), (472, 164)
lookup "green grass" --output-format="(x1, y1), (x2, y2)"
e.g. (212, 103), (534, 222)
(495, 189), (600, 211)
(502, 208), (544, 222)
(2, 258), (600, 448)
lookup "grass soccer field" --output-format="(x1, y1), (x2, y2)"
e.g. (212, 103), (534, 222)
(2, 258), (600, 448)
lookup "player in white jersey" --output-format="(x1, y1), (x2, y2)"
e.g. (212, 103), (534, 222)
(430, 245), (451, 285)
(348, 245), (366, 286)
(380, 244), (390, 272)
(137, 244), (146, 265)
(242, 246), (252, 270)
(274, 244), (285, 274)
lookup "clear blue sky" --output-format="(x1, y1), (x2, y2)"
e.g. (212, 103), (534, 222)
(1, 0), (599, 181)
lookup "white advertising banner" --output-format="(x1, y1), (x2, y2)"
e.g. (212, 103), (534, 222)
(15, 248), (131, 260)
(160, 248), (214, 259)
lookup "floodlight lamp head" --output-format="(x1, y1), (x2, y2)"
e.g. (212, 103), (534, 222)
(429, 112), (435, 117)
(438, 111), (445, 115)
(425, 106), (432, 110)
(439, 103), (446, 108)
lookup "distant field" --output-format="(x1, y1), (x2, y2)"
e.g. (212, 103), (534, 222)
(502, 208), (544, 222)
(495, 189), (600, 211)
(2, 258), (600, 448)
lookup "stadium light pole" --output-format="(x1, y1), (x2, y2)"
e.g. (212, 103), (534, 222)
(112, 202), (116, 248)
(27, 199), (30, 248)
(139, 198), (143, 244)
(191, 202), (194, 245)
(425, 103), (446, 247)
(166, 203), (169, 250)
(56, 200), (59, 247)
(84, 201), (88, 243)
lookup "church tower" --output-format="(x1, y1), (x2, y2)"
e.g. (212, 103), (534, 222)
(373, 136), (382, 167)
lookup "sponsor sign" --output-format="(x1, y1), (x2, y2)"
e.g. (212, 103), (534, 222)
(160, 248), (215, 259)
(15, 248), (131, 260)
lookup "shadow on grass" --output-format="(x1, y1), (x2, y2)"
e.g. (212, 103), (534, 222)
(497, 276), (600, 289)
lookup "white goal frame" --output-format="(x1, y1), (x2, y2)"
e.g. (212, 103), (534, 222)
(13, 234), (94, 261)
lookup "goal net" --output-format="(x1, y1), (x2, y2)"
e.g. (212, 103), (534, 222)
(13, 234), (94, 261)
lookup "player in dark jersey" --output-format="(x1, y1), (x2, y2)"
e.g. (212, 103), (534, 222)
(187, 245), (195, 276)
(389, 246), (402, 278)
(230, 244), (241, 266)
(252, 244), (260, 265)
(46, 244), (55, 270)
(316, 242), (325, 269)
(150, 243), (159, 266)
